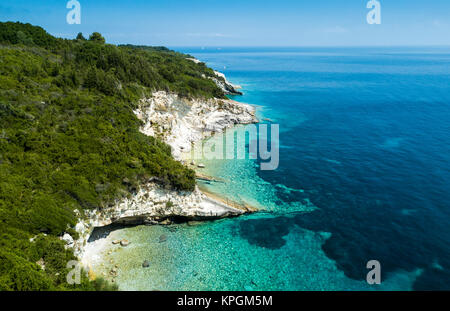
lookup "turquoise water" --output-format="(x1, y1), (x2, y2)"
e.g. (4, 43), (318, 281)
(96, 47), (450, 290)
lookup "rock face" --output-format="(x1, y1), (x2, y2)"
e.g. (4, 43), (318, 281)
(134, 91), (257, 159)
(73, 182), (246, 258)
(82, 182), (245, 227)
(186, 58), (242, 95)
(211, 71), (243, 95)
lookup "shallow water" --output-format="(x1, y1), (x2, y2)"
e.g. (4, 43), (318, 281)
(91, 47), (450, 290)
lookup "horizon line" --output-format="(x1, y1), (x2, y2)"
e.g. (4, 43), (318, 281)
(166, 45), (450, 48)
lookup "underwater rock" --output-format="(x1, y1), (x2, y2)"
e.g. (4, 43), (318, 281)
(159, 235), (167, 243)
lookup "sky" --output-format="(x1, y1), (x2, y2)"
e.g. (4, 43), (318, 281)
(1, 0), (450, 47)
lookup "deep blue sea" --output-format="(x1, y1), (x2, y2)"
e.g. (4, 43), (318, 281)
(101, 47), (450, 290)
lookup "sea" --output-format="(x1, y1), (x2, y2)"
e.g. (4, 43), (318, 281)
(92, 47), (450, 290)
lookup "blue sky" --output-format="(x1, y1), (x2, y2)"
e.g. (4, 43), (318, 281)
(1, 0), (450, 46)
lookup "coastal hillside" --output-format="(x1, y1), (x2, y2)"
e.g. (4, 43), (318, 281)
(0, 22), (231, 290)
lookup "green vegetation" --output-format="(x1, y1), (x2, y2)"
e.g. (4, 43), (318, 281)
(88, 32), (105, 44)
(0, 22), (226, 290)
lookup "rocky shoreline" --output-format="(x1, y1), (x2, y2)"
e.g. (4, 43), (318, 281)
(134, 91), (257, 159)
(187, 58), (242, 95)
(68, 72), (259, 266)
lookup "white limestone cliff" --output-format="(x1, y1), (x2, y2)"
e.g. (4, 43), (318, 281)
(134, 91), (257, 159)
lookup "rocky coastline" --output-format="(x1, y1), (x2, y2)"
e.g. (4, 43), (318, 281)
(134, 91), (257, 159)
(187, 58), (242, 95)
(68, 72), (259, 264)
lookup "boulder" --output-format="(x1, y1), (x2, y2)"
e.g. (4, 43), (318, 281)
(142, 260), (150, 268)
(120, 239), (130, 247)
(109, 268), (118, 276)
(160, 219), (171, 225)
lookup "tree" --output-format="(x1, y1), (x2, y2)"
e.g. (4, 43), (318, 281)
(16, 30), (34, 45)
(76, 32), (86, 41)
(89, 32), (105, 44)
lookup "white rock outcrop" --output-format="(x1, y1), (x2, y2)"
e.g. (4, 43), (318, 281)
(134, 91), (257, 159)
(186, 57), (242, 94)
(88, 183), (245, 227)
(211, 70), (242, 95)
(73, 182), (246, 258)
(61, 233), (74, 248)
